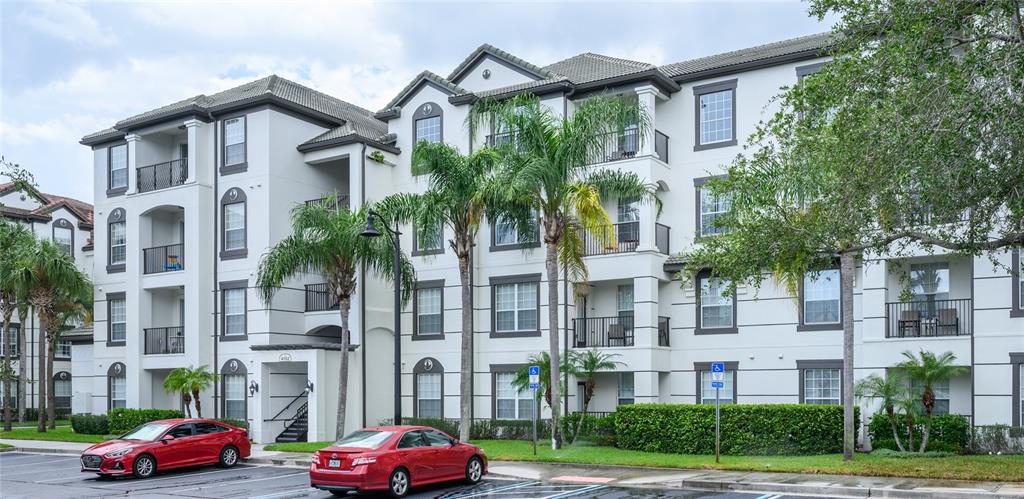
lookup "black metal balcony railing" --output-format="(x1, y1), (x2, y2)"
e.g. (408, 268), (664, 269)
(885, 298), (972, 338)
(658, 316), (670, 347)
(573, 315), (634, 347)
(486, 129), (667, 166)
(144, 327), (185, 355)
(143, 243), (184, 274)
(136, 158), (187, 193)
(655, 223), (670, 255)
(305, 283), (339, 312)
(582, 222), (639, 256)
(305, 195), (350, 211)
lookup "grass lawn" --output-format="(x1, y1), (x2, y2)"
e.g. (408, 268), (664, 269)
(8, 420), (70, 428)
(0, 443), (12, 449)
(0, 427), (107, 443)
(265, 441), (331, 453)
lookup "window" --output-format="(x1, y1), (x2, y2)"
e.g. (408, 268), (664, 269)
(495, 371), (533, 419)
(697, 274), (736, 333)
(414, 282), (443, 337)
(802, 269), (840, 328)
(911, 378), (950, 414)
(492, 215), (538, 250)
(909, 262), (951, 320)
(617, 198), (640, 245)
(416, 373), (442, 418)
(56, 340), (71, 359)
(413, 223), (443, 256)
(53, 222), (73, 256)
(803, 368), (841, 405)
(195, 422), (229, 435)
(423, 430), (451, 447)
(415, 116), (442, 144)
(492, 278), (539, 334)
(109, 220), (126, 267)
(693, 79), (737, 150)
(222, 285), (247, 337)
(108, 143), (128, 192)
(220, 188), (247, 258)
(223, 116), (246, 168)
(223, 374), (246, 419)
(54, 373), (71, 411)
(4, 324), (18, 357)
(2, 379), (17, 411)
(108, 363), (126, 410)
(617, 372), (635, 405)
(168, 424), (194, 438)
(617, 284), (634, 334)
(700, 370), (734, 404)
(398, 430), (426, 449)
(108, 294), (126, 344)
(1012, 249), (1022, 318)
(697, 184), (731, 237)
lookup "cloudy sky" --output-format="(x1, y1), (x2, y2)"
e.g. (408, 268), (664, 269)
(0, 0), (831, 203)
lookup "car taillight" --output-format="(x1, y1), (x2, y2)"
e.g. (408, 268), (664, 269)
(351, 457), (377, 466)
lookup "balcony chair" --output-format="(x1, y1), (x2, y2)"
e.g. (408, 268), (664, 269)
(897, 309), (921, 337)
(607, 324), (626, 347)
(936, 308), (959, 336)
(164, 255), (182, 271)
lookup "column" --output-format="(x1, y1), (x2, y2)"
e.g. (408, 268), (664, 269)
(125, 133), (141, 194)
(633, 275), (659, 348)
(633, 371), (660, 404)
(634, 85), (660, 158)
(183, 119), (201, 184)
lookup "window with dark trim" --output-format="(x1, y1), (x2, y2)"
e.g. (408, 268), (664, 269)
(221, 358), (247, 421)
(491, 364), (533, 420)
(695, 270), (737, 334)
(490, 215), (540, 252)
(1012, 353), (1023, 426)
(490, 274), (541, 337)
(55, 340), (71, 359)
(799, 268), (841, 331)
(107, 208), (126, 273)
(412, 102), (442, 145)
(107, 292), (126, 346)
(617, 372), (635, 405)
(796, 62), (825, 80)
(414, 357), (443, 418)
(220, 281), (247, 340)
(108, 362), (126, 410)
(54, 371), (71, 412)
(413, 280), (444, 339)
(52, 219), (74, 258)
(4, 323), (19, 357)
(693, 79), (737, 151)
(1012, 249), (1023, 318)
(797, 360), (842, 404)
(220, 188), (247, 259)
(694, 176), (730, 238)
(222, 116), (247, 173)
(695, 361), (738, 403)
(412, 222), (444, 256)
(107, 143), (128, 195)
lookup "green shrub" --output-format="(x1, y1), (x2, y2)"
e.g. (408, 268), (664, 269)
(968, 425), (1024, 454)
(562, 412), (617, 446)
(71, 414), (109, 435)
(108, 408), (184, 434)
(391, 417), (554, 441)
(213, 418), (249, 430)
(868, 412), (970, 453)
(870, 448), (955, 458)
(616, 404), (859, 455)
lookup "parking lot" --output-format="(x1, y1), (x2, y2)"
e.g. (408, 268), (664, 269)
(1, 452), (814, 499)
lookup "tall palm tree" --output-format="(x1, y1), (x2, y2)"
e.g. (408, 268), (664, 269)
(511, 351), (579, 414)
(470, 94), (658, 448)
(854, 372), (910, 452)
(14, 296), (29, 423)
(0, 221), (35, 431)
(17, 239), (87, 432)
(569, 349), (622, 445)
(897, 350), (968, 452)
(163, 366), (216, 418)
(256, 199), (414, 438)
(377, 141), (500, 443)
(46, 284), (90, 428)
(163, 367), (194, 418)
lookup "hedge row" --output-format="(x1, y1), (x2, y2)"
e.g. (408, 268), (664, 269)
(969, 425), (1024, 454)
(393, 414), (617, 443)
(616, 404), (858, 455)
(108, 408), (184, 434)
(867, 412), (971, 453)
(71, 414), (109, 435)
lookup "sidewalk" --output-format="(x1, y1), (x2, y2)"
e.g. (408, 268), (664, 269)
(4, 439), (1022, 498)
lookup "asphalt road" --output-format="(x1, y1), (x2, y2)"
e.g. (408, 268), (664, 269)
(0, 452), (813, 499)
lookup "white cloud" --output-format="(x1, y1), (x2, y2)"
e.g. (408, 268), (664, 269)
(17, 0), (118, 47)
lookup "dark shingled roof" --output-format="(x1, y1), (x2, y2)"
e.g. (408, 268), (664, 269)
(544, 52), (660, 84)
(662, 32), (835, 81)
(376, 70), (467, 117)
(446, 43), (554, 83)
(0, 182), (94, 225)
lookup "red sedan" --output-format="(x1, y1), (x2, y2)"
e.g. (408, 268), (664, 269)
(80, 418), (251, 478)
(310, 425), (487, 498)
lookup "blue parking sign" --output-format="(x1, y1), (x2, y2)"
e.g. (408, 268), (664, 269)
(528, 366), (540, 376)
(711, 362), (725, 373)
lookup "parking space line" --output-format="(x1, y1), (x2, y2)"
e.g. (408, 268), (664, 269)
(166, 470), (306, 493)
(0, 456), (78, 469)
(250, 486), (317, 499)
(95, 464), (267, 488)
(545, 485), (608, 498)
(2, 466), (86, 478)
(444, 480), (541, 498)
(35, 473), (95, 483)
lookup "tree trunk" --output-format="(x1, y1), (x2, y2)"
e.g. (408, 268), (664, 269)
(182, 392), (192, 418)
(840, 251), (856, 460)
(570, 377), (593, 445)
(544, 238), (561, 450)
(2, 307), (13, 432)
(457, 251), (473, 443)
(46, 332), (55, 429)
(906, 414), (915, 451)
(36, 308), (46, 432)
(336, 296), (352, 439)
(193, 389), (203, 418)
(16, 308), (27, 423)
(886, 406), (905, 452)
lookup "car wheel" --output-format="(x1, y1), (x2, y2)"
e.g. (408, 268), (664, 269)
(388, 468), (410, 498)
(133, 454), (156, 479)
(219, 445), (239, 468)
(465, 456), (484, 484)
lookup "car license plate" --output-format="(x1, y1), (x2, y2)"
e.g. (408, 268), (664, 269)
(328, 459), (342, 468)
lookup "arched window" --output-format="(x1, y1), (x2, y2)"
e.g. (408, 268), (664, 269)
(107, 363), (126, 410)
(221, 358), (247, 421)
(54, 371), (72, 414)
(107, 208), (126, 273)
(413, 357), (443, 418)
(220, 188), (247, 259)
(412, 102), (443, 145)
(53, 218), (74, 258)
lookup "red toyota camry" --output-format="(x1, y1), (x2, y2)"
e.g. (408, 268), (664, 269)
(310, 425), (487, 498)
(80, 419), (251, 478)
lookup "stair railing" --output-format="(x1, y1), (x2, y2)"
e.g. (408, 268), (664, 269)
(264, 391), (308, 427)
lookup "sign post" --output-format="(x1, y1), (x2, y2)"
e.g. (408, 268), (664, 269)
(529, 365), (540, 456)
(711, 362), (725, 464)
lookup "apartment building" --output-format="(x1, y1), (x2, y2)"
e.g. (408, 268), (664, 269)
(79, 32), (1024, 444)
(0, 182), (94, 417)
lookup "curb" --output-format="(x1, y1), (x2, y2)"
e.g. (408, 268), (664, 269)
(6, 446), (79, 456)
(243, 455), (311, 468)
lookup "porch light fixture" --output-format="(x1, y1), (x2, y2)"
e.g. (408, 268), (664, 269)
(306, 380), (314, 393)
(359, 209), (403, 425)
(248, 380), (259, 396)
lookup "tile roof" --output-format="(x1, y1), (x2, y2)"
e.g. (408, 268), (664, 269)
(377, 70), (467, 116)
(661, 32), (835, 80)
(446, 43), (554, 82)
(0, 182), (94, 225)
(543, 52), (659, 84)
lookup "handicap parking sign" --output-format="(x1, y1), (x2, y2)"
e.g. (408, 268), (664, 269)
(528, 365), (540, 390)
(711, 362), (725, 373)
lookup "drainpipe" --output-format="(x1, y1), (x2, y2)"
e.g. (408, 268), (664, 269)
(210, 111), (219, 419)
(360, 142), (367, 428)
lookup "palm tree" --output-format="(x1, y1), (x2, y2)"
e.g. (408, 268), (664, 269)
(164, 366), (216, 417)
(0, 221), (35, 431)
(569, 349), (622, 444)
(163, 367), (194, 418)
(46, 284), (90, 428)
(470, 94), (659, 448)
(256, 199), (414, 438)
(511, 351), (579, 417)
(377, 141), (501, 443)
(14, 296), (29, 423)
(855, 372), (910, 452)
(17, 239), (87, 432)
(897, 350), (968, 452)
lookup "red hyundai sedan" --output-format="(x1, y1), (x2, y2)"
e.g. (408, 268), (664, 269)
(310, 426), (486, 497)
(80, 419), (251, 478)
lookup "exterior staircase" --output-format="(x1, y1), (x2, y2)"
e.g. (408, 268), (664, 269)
(274, 401), (308, 443)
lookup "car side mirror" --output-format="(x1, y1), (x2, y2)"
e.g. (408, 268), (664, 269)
(450, 439), (458, 446)
(161, 434), (175, 442)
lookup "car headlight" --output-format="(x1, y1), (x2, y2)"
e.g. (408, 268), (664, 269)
(351, 457), (376, 466)
(104, 448), (132, 458)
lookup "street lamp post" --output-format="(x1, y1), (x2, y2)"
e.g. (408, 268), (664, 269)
(360, 210), (402, 425)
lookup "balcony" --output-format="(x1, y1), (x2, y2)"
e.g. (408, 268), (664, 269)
(143, 243), (184, 274)
(305, 283), (339, 312)
(484, 129), (668, 166)
(305, 195), (350, 210)
(144, 327), (184, 355)
(581, 222), (670, 256)
(573, 315), (634, 347)
(885, 298), (972, 338)
(136, 159), (187, 193)
(658, 316), (670, 347)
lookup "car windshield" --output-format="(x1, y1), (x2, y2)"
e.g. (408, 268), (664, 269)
(333, 430), (394, 449)
(119, 422), (172, 441)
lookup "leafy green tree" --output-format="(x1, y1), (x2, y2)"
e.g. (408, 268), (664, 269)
(897, 350), (968, 452)
(511, 351), (579, 415)
(569, 349), (622, 445)
(162, 366), (216, 418)
(163, 368), (195, 418)
(377, 141), (500, 443)
(256, 199), (414, 438)
(0, 221), (35, 431)
(46, 284), (91, 428)
(855, 372), (911, 452)
(470, 94), (659, 448)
